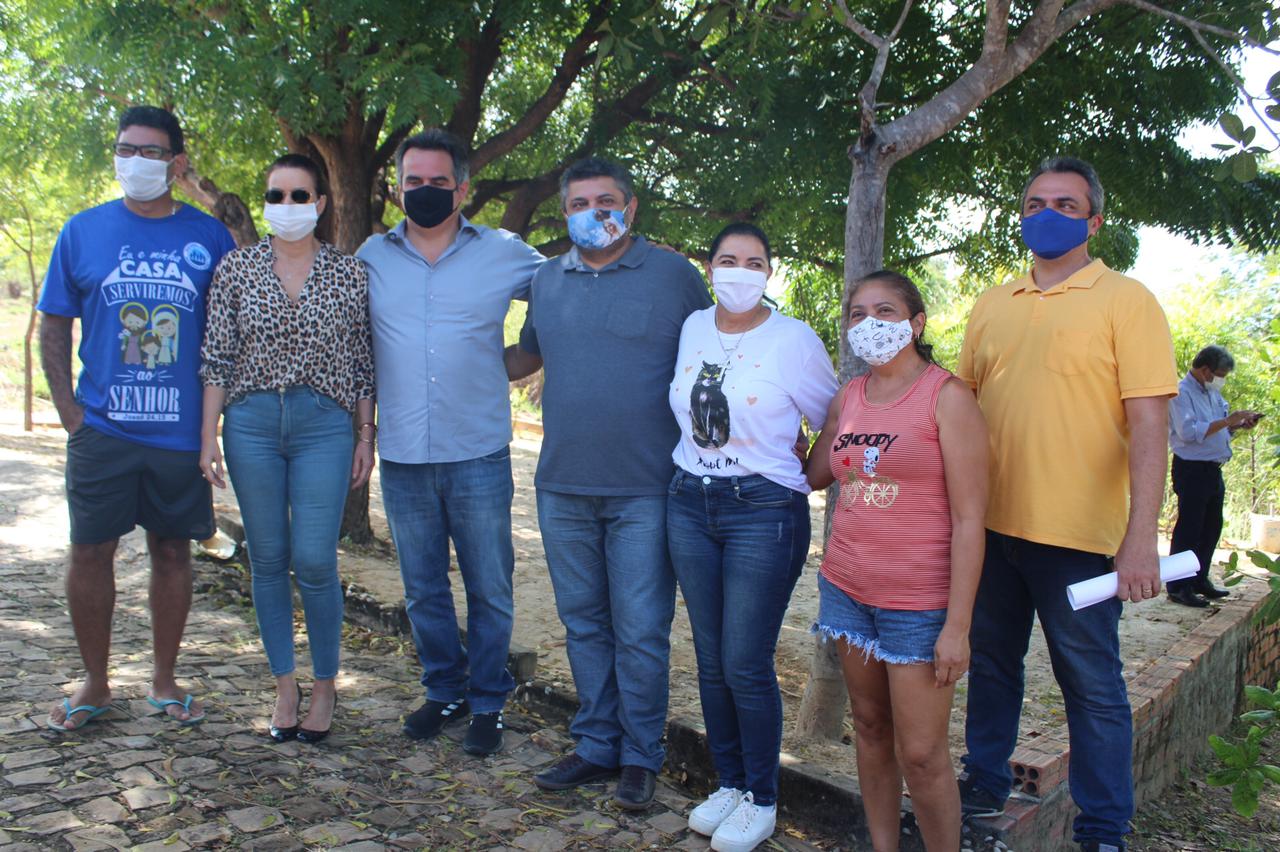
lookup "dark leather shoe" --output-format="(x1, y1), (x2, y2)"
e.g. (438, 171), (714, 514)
(1168, 587), (1209, 608)
(613, 765), (656, 810)
(403, 699), (470, 740)
(533, 753), (617, 790)
(1194, 580), (1229, 599)
(268, 683), (302, 743)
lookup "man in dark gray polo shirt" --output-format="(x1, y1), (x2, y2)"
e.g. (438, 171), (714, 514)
(506, 158), (712, 809)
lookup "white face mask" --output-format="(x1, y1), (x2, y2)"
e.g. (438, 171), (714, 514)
(1207, 375), (1226, 393)
(846, 317), (914, 366)
(711, 266), (768, 313)
(264, 203), (319, 242)
(114, 155), (173, 202)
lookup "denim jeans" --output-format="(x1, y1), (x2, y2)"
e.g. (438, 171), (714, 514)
(666, 471), (809, 806)
(962, 530), (1133, 846)
(380, 448), (516, 713)
(223, 388), (353, 680)
(537, 489), (675, 772)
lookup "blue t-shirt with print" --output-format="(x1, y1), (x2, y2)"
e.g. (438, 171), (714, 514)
(38, 200), (236, 451)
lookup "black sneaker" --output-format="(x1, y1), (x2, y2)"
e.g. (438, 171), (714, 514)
(533, 753), (617, 790)
(1167, 587), (1209, 608)
(958, 775), (1006, 818)
(402, 699), (470, 740)
(463, 712), (504, 755)
(1193, 580), (1229, 600)
(1079, 842), (1124, 852)
(613, 765), (656, 811)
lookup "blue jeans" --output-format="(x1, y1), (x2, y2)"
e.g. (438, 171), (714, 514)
(223, 388), (353, 680)
(666, 471), (808, 806)
(380, 448), (516, 713)
(962, 530), (1133, 846)
(537, 489), (675, 772)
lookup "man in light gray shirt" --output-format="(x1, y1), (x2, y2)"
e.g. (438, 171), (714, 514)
(357, 129), (543, 755)
(1166, 344), (1260, 607)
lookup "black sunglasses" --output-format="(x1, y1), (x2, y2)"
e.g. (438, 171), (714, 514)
(264, 188), (315, 204)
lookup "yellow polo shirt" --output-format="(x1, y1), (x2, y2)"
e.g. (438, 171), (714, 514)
(956, 259), (1177, 555)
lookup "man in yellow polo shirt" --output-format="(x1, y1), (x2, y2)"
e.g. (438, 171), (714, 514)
(954, 157), (1177, 852)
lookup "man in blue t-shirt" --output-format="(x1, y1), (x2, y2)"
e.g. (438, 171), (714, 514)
(506, 158), (712, 809)
(37, 106), (236, 732)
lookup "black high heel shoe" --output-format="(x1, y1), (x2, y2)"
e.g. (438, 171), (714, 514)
(297, 690), (337, 744)
(268, 683), (303, 742)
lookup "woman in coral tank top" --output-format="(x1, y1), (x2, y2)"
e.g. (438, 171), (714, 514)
(807, 270), (988, 851)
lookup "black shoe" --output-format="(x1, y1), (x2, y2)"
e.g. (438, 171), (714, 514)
(1193, 580), (1229, 600)
(403, 699), (470, 740)
(268, 683), (303, 743)
(297, 692), (337, 744)
(1079, 841), (1125, 852)
(1167, 587), (1209, 608)
(958, 775), (1006, 818)
(463, 712), (504, 755)
(533, 753), (617, 790)
(613, 765), (656, 811)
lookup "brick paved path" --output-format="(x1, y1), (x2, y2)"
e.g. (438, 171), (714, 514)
(0, 428), (832, 851)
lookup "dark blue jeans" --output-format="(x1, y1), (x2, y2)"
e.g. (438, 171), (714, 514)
(962, 530), (1133, 847)
(666, 471), (809, 806)
(223, 388), (353, 680)
(380, 448), (516, 714)
(537, 489), (674, 773)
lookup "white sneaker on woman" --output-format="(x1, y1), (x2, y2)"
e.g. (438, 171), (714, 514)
(710, 792), (776, 852)
(688, 787), (745, 836)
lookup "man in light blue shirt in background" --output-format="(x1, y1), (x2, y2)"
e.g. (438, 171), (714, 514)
(1166, 345), (1261, 608)
(357, 129), (543, 754)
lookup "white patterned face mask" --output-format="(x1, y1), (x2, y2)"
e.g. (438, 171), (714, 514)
(846, 317), (914, 366)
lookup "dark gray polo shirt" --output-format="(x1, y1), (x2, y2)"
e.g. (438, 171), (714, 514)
(519, 236), (712, 495)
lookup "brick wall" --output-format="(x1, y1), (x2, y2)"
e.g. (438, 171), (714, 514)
(995, 578), (1279, 851)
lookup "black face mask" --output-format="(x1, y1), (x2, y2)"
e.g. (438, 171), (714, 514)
(403, 184), (457, 229)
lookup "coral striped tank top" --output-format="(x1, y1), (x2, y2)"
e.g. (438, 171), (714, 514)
(820, 363), (953, 610)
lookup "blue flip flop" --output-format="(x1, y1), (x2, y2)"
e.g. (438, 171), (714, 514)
(147, 693), (207, 726)
(48, 698), (111, 732)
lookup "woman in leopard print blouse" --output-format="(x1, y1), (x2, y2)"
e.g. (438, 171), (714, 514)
(198, 153), (374, 744)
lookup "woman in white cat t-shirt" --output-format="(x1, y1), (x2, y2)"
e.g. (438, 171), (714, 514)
(666, 223), (837, 852)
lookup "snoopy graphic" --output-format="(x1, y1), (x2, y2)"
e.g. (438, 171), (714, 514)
(862, 446), (881, 477)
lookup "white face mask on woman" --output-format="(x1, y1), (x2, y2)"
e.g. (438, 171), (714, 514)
(711, 266), (768, 313)
(263, 203), (319, 242)
(114, 155), (172, 202)
(846, 317), (914, 366)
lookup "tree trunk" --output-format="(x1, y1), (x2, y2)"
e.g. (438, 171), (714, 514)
(22, 245), (37, 432)
(313, 144), (378, 543)
(795, 146), (890, 741)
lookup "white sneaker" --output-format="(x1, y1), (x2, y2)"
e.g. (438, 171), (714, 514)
(688, 787), (745, 836)
(710, 792), (776, 852)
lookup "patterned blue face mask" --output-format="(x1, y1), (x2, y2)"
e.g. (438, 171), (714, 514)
(567, 208), (629, 250)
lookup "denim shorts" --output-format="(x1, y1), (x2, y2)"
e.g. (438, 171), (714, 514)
(812, 573), (947, 664)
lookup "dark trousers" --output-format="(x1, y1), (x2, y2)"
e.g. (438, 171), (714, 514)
(962, 531), (1133, 846)
(1167, 455), (1225, 593)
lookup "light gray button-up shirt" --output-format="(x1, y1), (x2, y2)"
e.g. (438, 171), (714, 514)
(358, 217), (544, 464)
(1169, 371), (1232, 463)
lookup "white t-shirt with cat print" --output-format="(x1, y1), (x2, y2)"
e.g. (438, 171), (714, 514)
(669, 307), (838, 493)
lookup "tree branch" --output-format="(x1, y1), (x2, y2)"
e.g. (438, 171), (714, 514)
(470, 0), (613, 172)
(832, 0), (885, 49)
(373, 123), (415, 175)
(1114, 0), (1280, 53)
(446, 7), (507, 147)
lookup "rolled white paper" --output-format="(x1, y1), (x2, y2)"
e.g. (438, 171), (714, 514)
(1066, 551), (1201, 611)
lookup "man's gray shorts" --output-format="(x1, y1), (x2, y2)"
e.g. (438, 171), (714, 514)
(65, 425), (213, 545)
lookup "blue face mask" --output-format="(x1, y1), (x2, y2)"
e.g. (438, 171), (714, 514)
(1020, 208), (1090, 260)
(567, 208), (628, 250)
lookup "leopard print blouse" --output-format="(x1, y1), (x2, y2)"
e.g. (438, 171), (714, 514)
(199, 238), (375, 411)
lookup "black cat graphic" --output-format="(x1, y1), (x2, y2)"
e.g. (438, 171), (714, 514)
(690, 361), (731, 449)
